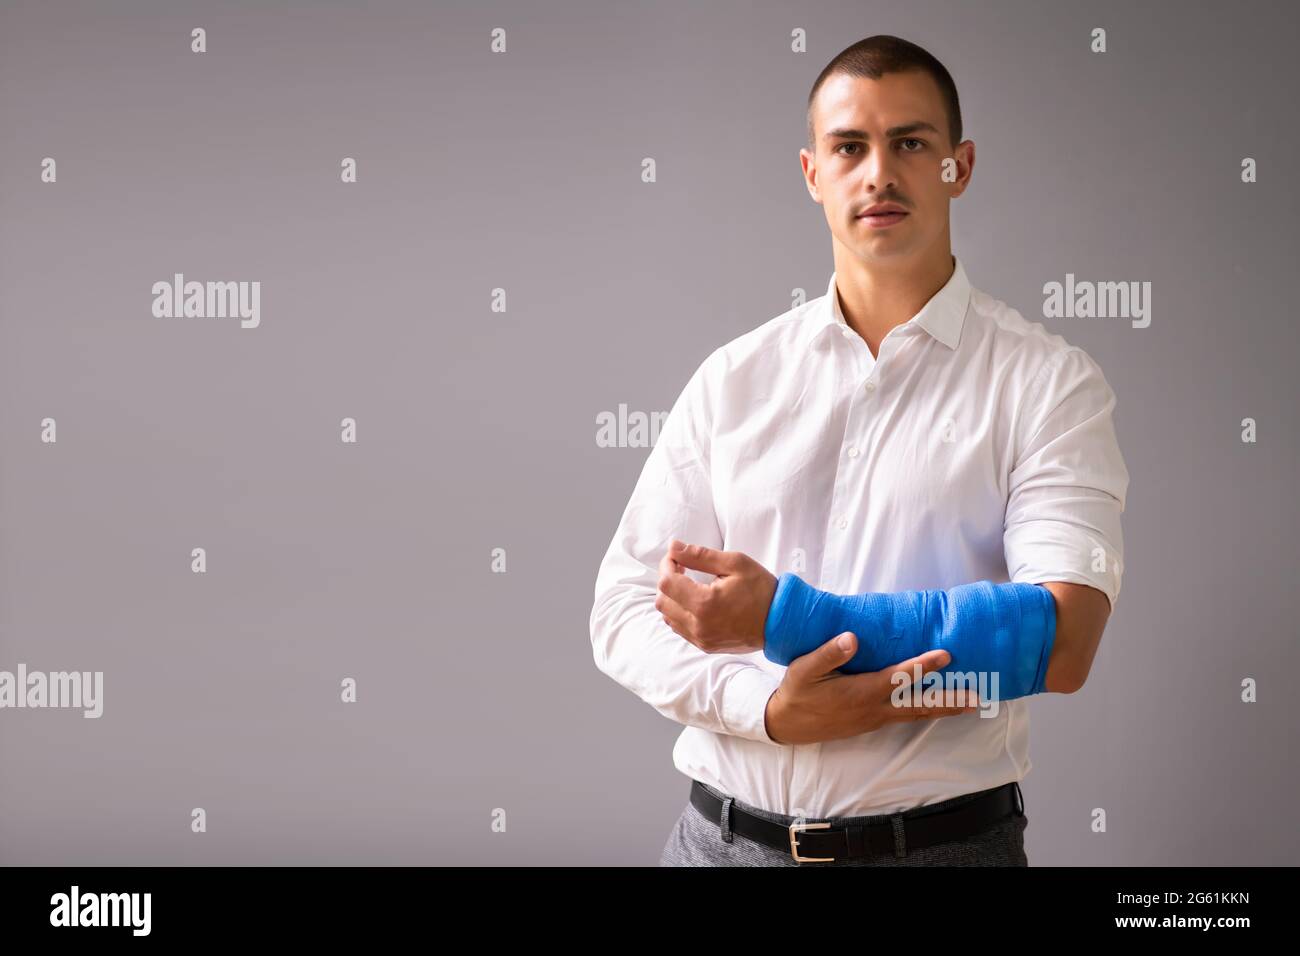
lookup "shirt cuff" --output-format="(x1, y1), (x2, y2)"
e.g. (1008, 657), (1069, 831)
(721, 666), (783, 744)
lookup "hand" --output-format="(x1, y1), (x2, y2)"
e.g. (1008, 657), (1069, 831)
(763, 635), (981, 745)
(654, 539), (778, 654)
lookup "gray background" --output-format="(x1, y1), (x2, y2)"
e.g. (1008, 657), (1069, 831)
(1, 0), (1295, 865)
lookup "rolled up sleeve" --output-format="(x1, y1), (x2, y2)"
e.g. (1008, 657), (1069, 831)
(1003, 347), (1130, 611)
(589, 348), (780, 743)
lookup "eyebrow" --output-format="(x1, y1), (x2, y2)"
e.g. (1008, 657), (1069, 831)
(824, 121), (940, 141)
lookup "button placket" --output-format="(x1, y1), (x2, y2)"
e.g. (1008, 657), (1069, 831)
(820, 361), (857, 586)
(789, 743), (822, 820)
(830, 360), (865, 549)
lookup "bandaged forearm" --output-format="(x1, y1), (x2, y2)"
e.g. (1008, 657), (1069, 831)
(762, 574), (1057, 700)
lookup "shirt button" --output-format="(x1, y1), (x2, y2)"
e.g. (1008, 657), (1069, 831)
(864, 381), (876, 392)
(847, 446), (859, 458)
(838, 517), (849, 530)
(841, 328), (854, 340)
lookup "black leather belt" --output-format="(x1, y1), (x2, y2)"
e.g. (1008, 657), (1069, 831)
(689, 779), (1023, 863)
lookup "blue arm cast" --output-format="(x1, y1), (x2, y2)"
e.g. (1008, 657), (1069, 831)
(762, 573), (1058, 700)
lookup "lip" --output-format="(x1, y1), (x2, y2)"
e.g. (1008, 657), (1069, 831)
(859, 211), (908, 229)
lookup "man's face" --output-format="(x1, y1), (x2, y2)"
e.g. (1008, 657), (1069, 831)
(800, 70), (972, 265)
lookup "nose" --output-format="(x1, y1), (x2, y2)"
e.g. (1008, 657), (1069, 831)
(863, 143), (899, 194)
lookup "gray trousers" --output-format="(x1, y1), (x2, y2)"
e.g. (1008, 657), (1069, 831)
(659, 780), (1029, 866)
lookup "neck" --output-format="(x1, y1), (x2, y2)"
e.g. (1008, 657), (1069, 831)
(832, 240), (955, 357)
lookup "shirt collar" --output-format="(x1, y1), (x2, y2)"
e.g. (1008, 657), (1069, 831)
(811, 255), (972, 350)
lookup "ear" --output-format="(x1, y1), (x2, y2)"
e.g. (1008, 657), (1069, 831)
(948, 139), (975, 199)
(800, 147), (822, 203)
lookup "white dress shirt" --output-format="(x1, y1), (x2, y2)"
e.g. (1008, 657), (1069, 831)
(589, 255), (1129, 817)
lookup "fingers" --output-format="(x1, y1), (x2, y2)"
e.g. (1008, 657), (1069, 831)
(788, 630), (858, 681)
(659, 551), (685, 576)
(876, 649), (980, 721)
(899, 684), (981, 719)
(888, 648), (952, 687)
(654, 588), (696, 641)
(669, 539), (740, 576)
(900, 704), (978, 722)
(657, 551), (688, 596)
(887, 683), (981, 723)
(657, 559), (712, 613)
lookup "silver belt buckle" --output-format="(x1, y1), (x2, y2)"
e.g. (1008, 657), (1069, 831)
(788, 821), (834, 863)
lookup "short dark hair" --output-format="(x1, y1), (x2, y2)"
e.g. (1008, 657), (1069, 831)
(806, 35), (962, 153)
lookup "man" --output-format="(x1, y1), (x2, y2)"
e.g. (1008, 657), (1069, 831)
(588, 35), (1128, 866)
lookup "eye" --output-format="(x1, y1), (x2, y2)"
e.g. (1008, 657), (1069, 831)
(898, 138), (925, 151)
(835, 143), (862, 156)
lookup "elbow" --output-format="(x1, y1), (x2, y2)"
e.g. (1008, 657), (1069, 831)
(1040, 582), (1109, 695)
(1054, 626), (1106, 694)
(1044, 653), (1090, 694)
(589, 596), (628, 683)
(591, 631), (616, 681)
(589, 605), (613, 678)
(1060, 666), (1089, 695)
